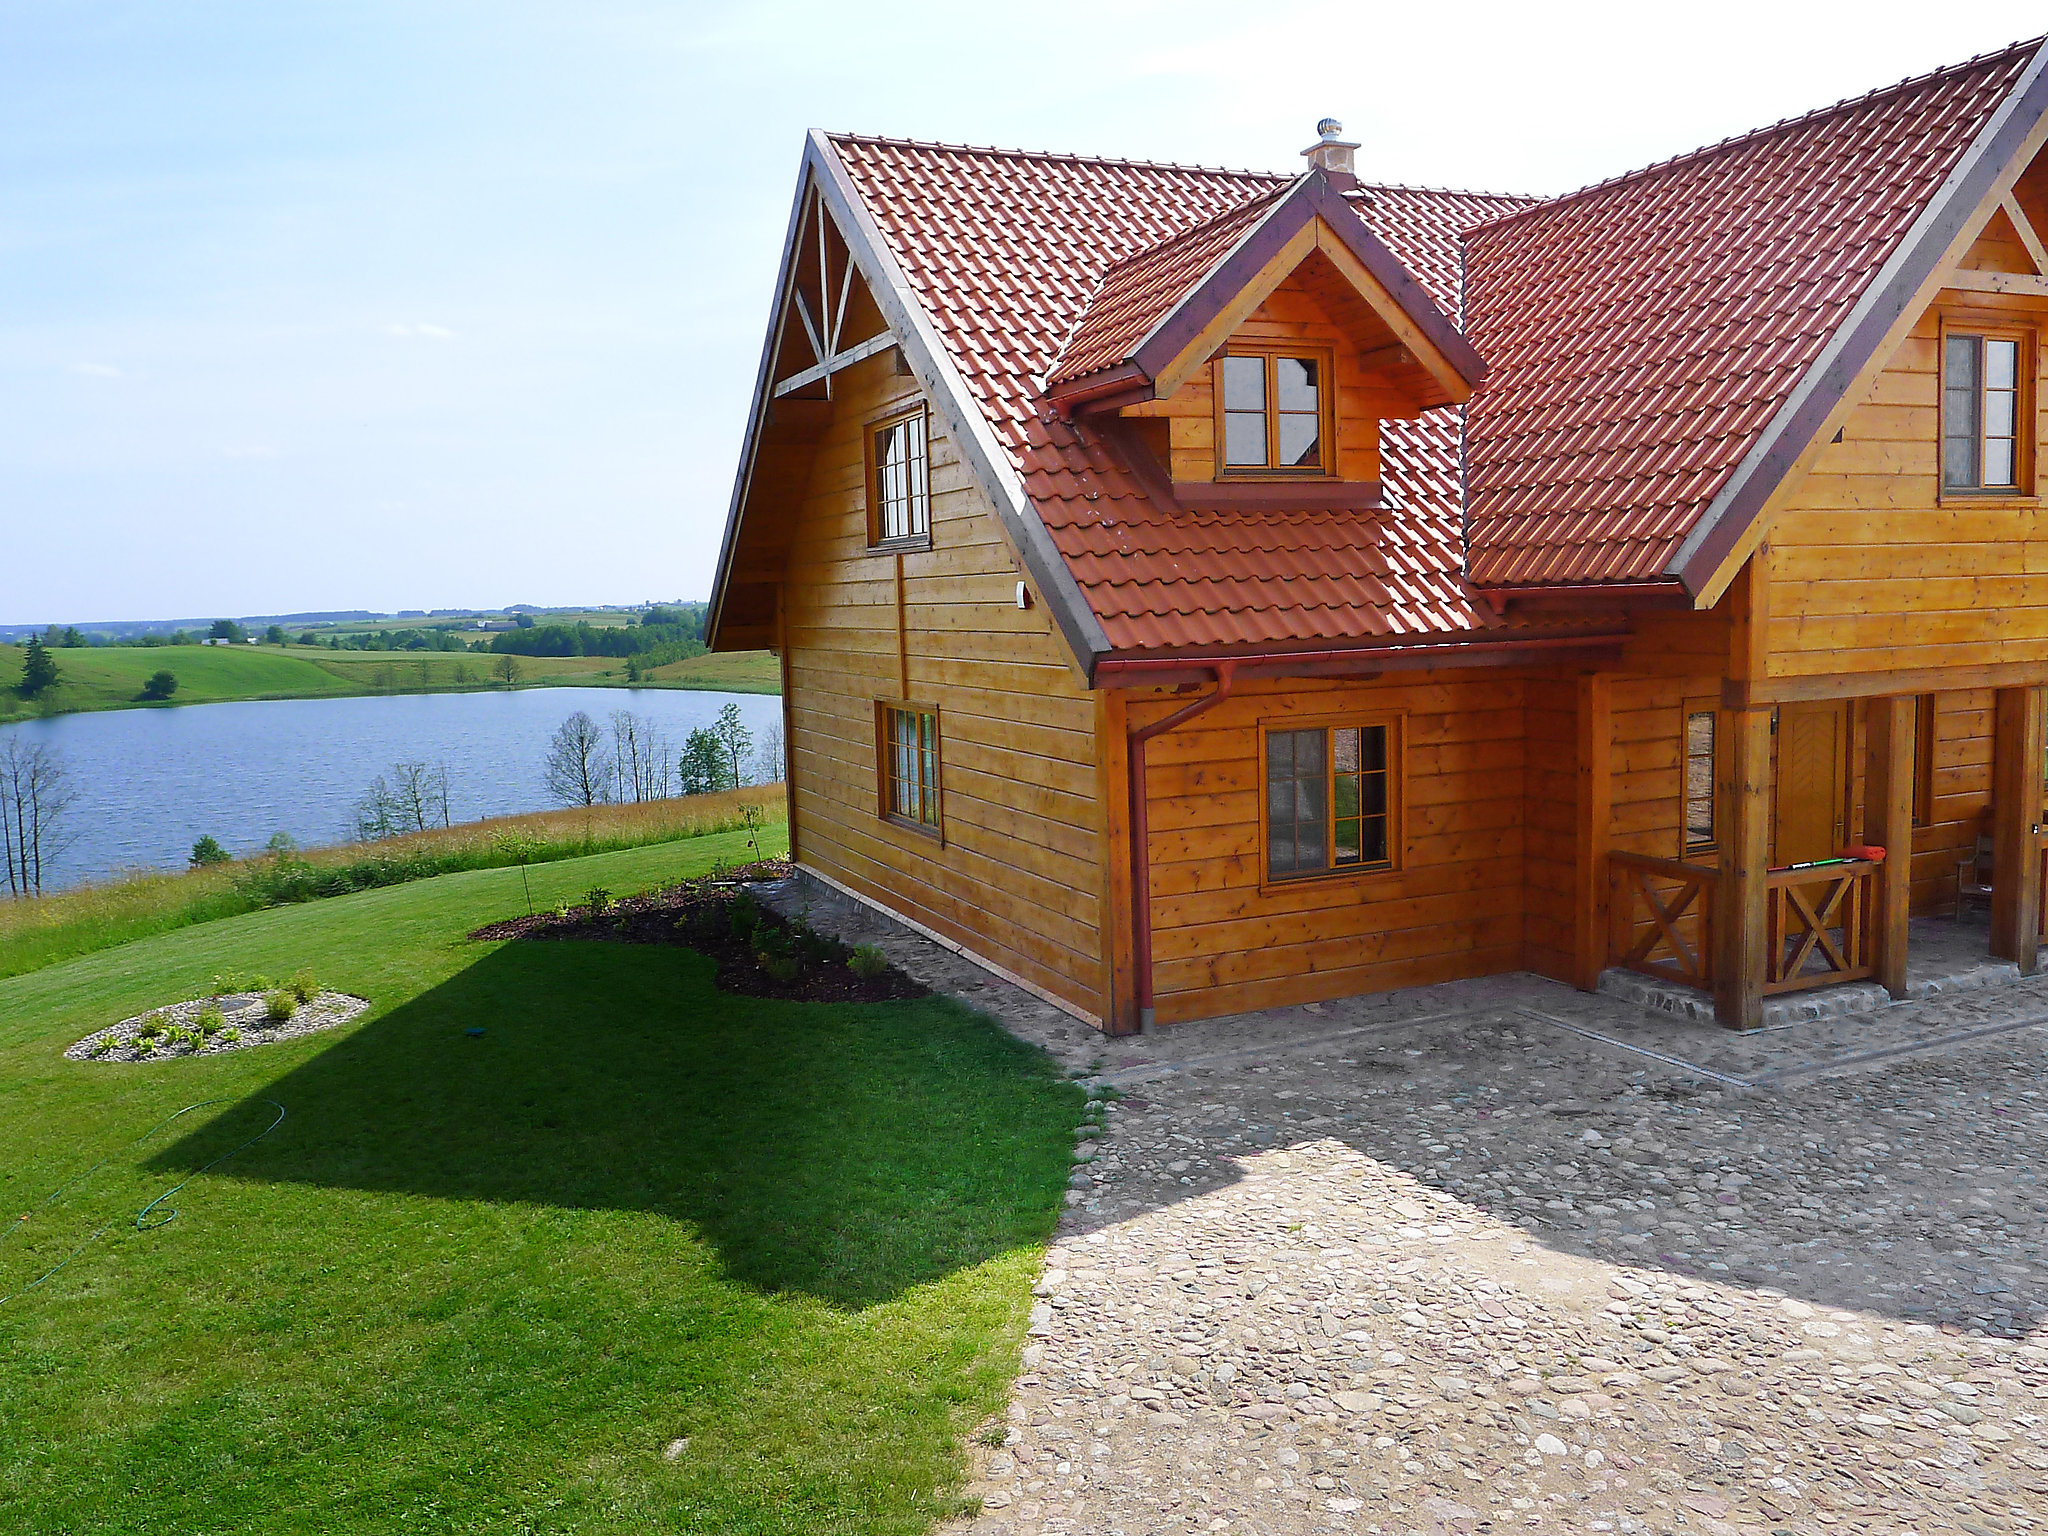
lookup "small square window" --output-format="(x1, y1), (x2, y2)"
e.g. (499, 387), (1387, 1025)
(1264, 719), (1397, 881)
(1217, 349), (1330, 476)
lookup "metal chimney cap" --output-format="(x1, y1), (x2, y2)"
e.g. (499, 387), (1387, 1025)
(1316, 118), (1345, 142)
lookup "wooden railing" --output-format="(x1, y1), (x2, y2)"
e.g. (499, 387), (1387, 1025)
(1764, 858), (1879, 994)
(1609, 852), (1717, 991)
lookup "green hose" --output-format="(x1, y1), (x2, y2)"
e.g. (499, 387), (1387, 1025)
(0, 1097), (286, 1307)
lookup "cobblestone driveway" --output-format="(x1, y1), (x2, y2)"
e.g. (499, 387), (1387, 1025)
(761, 878), (2048, 1534)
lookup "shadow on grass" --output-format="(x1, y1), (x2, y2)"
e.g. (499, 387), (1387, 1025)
(151, 939), (1080, 1308)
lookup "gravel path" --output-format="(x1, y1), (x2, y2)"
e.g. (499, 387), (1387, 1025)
(755, 875), (2048, 1533)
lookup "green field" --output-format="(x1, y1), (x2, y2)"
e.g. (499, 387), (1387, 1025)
(0, 644), (780, 722)
(0, 832), (1077, 1533)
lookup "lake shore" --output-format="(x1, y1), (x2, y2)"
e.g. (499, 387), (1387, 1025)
(0, 644), (778, 724)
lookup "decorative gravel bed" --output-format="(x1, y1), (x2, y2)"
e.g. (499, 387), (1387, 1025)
(470, 860), (929, 1004)
(66, 990), (370, 1064)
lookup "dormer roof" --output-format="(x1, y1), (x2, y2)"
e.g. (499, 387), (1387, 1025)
(1047, 171), (1485, 411)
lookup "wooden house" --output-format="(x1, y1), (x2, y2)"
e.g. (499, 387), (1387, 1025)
(708, 41), (2048, 1034)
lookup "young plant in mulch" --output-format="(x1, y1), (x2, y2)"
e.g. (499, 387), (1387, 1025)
(469, 860), (928, 1003)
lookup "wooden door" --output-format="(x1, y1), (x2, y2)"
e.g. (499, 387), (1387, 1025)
(1772, 702), (1847, 866)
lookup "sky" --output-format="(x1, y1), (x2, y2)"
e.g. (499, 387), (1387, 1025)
(2, 1), (2043, 624)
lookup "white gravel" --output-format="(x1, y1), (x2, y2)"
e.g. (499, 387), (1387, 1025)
(66, 990), (369, 1064)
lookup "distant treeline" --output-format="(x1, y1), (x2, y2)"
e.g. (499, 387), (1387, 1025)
(483, 604), (708, 665)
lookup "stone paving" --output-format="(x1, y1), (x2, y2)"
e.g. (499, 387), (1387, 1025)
(756, 874), (2048, 1535)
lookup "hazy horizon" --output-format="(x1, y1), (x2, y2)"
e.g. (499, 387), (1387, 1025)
(5, 1), (2035, 620)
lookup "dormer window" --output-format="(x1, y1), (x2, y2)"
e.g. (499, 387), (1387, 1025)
(1219, 346), (1330, 475)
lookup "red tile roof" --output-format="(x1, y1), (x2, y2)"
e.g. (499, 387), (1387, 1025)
(830, 136), (1528, 652)
(791, 36), (2044, 660)
(1463, 40), (2038, 584)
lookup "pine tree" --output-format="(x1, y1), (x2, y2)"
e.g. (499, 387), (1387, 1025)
(19, 635), (58, 696)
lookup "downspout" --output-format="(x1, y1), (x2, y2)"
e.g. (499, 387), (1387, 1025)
(1125, 662), (1237, 1032)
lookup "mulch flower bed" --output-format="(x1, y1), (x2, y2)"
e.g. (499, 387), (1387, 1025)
(469, 860), (929, 1004)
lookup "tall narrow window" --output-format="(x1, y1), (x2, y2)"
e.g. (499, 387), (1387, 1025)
(1265, 721), (1396, 880)
(880, 704), (940, 832)
(867, 405), (930, 544)
(1219, 349), (1328, 474)
(1912, 694), (1937, 828)
(1943, 332), (2026, 493)
(1683, 707), (1716, 855)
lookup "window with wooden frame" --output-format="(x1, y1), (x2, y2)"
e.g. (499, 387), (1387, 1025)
(877, 702), (940, 835)
(866, 403), (930, 546)
(1217, 346), (1333, 476)
(1941, 324), (2034, 496)
(1682, 704), (1717, 856)
(1262, 718), (1400, 881)
(1912, 693), (1937, 828)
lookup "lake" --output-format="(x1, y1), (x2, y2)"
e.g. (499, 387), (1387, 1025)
(0, 687), (784, 891)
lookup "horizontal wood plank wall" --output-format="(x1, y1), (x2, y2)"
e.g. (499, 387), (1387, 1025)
(1606, 675), (1718, 964)
(779, 349), (1107, 1017)
(1768, 296), (2048, 680)
(1911, 690), (1993, 914)
(1122, 272), (1409, 485)
(1136, 671), (1527, 1024)
(1522, 675), (1578, 982)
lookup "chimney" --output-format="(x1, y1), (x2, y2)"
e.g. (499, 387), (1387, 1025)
(1301, 117), (1359, 190)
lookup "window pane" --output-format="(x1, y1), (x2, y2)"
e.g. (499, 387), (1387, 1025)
(1333, 728), (1359, 773)
(1684, 710), (1715, 847)
(1224, 410), (1267, 467)
(1222, 355), (1265, 410)
(1278, 413), (1321, 468)
(1944, 435), (1978, 490)
(1359, 818), (1387, 864)
(1985, 438), (2017, 488)
(1360, 773), (1386, 815)
(1987, 338), (2018, 390)
(1333, 775), (1359, 820)
(1986, 389), (2017, 438)
(1948, 334), (1981, 393)
(1266, 728), (1327, 878)
(1276, 356), (1319, 412)
(1333, 820), (1361, 865)
(1360, 728), (1385, 772)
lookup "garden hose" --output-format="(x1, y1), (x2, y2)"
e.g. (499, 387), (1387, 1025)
(0, 1097), (286, 1307)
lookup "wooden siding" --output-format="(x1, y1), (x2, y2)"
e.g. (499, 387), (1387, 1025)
(777, 348), (1109, 1018)
(1134, 671), (1529, 1024)
(1767, 293), (2048, 680)
(1522, 674), (1578, 983)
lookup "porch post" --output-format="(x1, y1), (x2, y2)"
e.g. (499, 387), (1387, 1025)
(1989, 685), (2044, 972)
(1571, 672), (1613, 991)
(1864, 695), (1914, 999)
(1714, 706), (1771, 1030)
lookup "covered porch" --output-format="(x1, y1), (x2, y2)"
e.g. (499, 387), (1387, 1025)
(1594, 686), (2048, 1031)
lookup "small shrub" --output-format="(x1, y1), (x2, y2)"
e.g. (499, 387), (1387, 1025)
(136, 1013), (166, 1040)
(221, 1028), (242, 1044)
(289, 969), (319, 1004)
(584, 886), (613, 918)
(87, 1037), (112, 1058)
(751, 924), (789, 964)
(264, 989), (298, 1023)
(189, 834), (229, 868)
(134, 1037), (156, 1056)
(709, 856), (735, 882)
(141, 669), (178, 701)
(848, 944), (890, 980)
(793, 925), (842, 966)
(728, 892), (759, 941)
(763, 955), (800, 984)
(195, 1004), (226, 1037)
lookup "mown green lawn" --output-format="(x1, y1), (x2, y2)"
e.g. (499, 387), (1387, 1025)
(0, 832), (1078, 1534)
(0, 644), (782, 721)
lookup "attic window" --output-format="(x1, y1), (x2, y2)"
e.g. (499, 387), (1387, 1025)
(1942, 330), (2028, 494)
(1219, 347), (1330, 476)
(867, 403), (931, 545)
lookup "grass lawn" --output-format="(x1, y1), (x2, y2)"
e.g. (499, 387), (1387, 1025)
(1, 646), (781, 722)
(0, 833), (1079, 1534)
